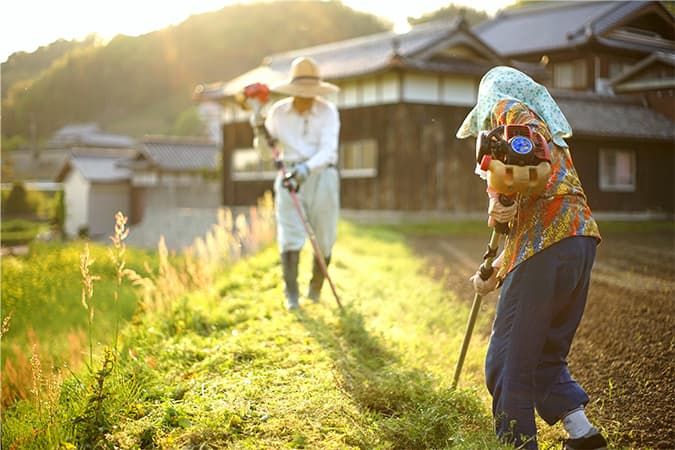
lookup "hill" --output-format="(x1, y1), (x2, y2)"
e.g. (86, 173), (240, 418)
(1, 1), (390, 142)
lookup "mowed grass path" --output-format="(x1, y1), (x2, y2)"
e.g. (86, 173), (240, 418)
(4, 220), (530, 448)
(98, 221), (509, 449)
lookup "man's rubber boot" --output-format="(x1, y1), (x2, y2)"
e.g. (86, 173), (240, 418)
(307, 255), (330, 302)
(281, 251), (300, 310)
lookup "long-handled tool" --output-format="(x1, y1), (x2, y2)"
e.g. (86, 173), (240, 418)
(451, 196), (513, 389)
(236, 83), (342, 310)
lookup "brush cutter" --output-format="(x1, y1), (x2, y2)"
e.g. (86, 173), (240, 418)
(475, 124), (551, 196)
(236, 83), (342, 310)
(452, 123), (552, 386)
(452, 195), (513, 389)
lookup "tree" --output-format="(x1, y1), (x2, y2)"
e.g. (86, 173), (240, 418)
(407, 3), (489, 27)
(4, 182), (32, 217)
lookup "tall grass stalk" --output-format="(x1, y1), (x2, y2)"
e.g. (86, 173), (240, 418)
(108, 211), (130, 352)
(79, 242), (100, 367)
(1, 199), (277, 448)
(1, 310), (13, 337)
(130, 196), (276, 319)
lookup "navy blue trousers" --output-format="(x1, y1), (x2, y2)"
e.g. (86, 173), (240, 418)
(485, 236), (597, 449)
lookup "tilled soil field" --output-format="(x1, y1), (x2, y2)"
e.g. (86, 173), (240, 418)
(409, 228), (674, 450)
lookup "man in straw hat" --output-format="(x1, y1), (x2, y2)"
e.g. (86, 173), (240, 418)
(262, 56), (340, 310)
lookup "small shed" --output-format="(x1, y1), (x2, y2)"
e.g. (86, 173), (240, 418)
(56, 151), (133, 238)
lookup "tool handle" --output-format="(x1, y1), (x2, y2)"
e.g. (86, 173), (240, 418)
(494, 194), (515, 235)
(478, 263), (494, 281)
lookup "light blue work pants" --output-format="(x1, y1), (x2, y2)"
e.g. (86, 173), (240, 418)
(274, 166), (339, 257)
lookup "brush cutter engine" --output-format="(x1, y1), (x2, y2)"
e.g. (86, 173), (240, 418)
(476, 125), (552, 196)
(235, 82), (270, 111)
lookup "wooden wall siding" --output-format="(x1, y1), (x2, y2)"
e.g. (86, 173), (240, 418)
(221, 107), (674, 214)
(220, 72), (476, 124)
(221, 103), (487, 212)
(645, 90), (675, 120)
(569, 138), (674, 213)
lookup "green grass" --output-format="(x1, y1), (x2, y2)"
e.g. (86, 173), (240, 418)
(2, 220), (510, 449)
(593, 220), (675, 233)
(6, 218), (650, 448)
(12, 219), (635, 448)
(369, 218), (675, 237)
(105, 221), (508, 449)
(1, 240), (157, 367)
(1, 219), (51, 245)
(361, 219), (488, 237)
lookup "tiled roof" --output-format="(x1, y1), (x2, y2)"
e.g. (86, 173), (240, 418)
(553, 90), (675, 140)
(47, 123), (136, 149)
(3, 149), (71, 182)
(610, 51), (675, 85)
(195, 17), (504, 101)
(475, 1), (667, 56)
(139, 137), (219, 171)
(68, 155), (131, 183)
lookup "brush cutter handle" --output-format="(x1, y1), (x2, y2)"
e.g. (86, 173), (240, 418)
(452, 226), (505, 389)
(493, 194), (515, 235)
(453, 203), (512, 389)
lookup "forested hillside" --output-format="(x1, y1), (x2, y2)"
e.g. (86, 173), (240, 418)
(1, 1), (390, 143)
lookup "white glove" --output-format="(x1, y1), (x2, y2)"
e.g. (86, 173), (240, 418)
(282, 163), (310, 192)
(488, 195), (517, 227)
(469, 269), (499, 295)
(249, 113), (265, 129)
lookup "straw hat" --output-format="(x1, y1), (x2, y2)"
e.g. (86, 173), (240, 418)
(271, 57), (339, 98)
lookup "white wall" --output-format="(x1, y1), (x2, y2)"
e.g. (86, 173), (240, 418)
(220, 72), (477, 124)
(140, 176), (220, 213)
(88, 183), (131, 239)
(63, 169), (90, 238)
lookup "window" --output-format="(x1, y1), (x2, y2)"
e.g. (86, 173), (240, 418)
(339, 139), (378, 178)
(599, 149), (636, 192)
(231, 147), (277, 181)
(553, 59), (587, 89)
(608, 61), (633, 80)
(231, 139), (379, 181)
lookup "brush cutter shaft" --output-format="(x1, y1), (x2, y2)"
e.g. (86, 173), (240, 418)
(452, 229), (503, 389)
(452, 195), (513, 388)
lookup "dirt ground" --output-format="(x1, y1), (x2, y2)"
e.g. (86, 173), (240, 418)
(408, 228), (674, 450)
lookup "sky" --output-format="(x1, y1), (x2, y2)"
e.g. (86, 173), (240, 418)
(0, 0), (514, 63)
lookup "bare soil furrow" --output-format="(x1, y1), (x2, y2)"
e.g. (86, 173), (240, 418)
(409, 232), (674, 449)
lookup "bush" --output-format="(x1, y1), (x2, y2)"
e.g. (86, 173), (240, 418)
(3, 182), (32, 216)
(0, 219), (47, 246)
(2, 183), (63, 227)
(52, 190), (65, 232)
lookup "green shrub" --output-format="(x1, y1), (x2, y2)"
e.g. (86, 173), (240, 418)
(0, 219), (47, 245)
(3, 182), (32, 216)
(1, 182), (57, 221)
(52, 190), (65, 232)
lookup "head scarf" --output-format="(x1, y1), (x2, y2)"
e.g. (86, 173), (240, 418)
(456, 66), (572, 148)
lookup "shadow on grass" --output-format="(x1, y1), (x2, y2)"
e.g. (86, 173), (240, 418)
(297, 305), (492, 449)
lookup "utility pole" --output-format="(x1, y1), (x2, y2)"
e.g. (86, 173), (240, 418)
(30, 113), (39, 161)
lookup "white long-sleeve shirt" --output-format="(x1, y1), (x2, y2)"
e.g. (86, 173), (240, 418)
(264, 96), (340, 172)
